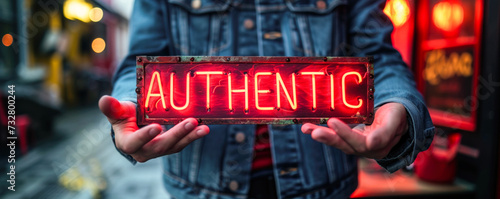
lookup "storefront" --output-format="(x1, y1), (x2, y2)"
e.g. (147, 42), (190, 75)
(353, 0), (500, 198)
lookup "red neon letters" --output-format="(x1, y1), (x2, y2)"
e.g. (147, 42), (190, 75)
(136, 56), (374, 125)
(170, 73), (190, 110)
(228, 72), (249, 111)
(144, 70), (363, 112)
(342, 72), (363, 109)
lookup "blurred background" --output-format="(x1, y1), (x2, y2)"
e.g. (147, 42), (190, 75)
(0, 0), (499, 198)
(0, 0), (167, 198)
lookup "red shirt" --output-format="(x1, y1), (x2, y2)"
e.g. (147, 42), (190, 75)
(252, 125), (273, 170)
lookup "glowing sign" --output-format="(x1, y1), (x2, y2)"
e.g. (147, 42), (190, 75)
(136, 56), (374, 125)
(424, 49), (472, 85)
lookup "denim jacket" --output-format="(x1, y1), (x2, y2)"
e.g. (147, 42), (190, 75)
(111, 0), (435, 198)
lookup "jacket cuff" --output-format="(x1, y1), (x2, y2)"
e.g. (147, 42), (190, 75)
(374, 97), (435, 173)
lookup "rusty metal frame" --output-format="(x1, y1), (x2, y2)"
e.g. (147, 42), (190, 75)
(136, 56), (374, 125)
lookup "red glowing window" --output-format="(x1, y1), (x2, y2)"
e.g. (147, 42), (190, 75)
(136, 56), (374, 125)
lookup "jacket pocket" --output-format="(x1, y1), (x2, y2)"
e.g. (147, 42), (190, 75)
(282, 0), (347, 56)
(167, 0), (233, 55)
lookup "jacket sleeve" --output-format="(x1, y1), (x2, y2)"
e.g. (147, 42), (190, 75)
(347, 0), (435, 173)
(111, 0), (170, 103)
(110, 0), (170, 164)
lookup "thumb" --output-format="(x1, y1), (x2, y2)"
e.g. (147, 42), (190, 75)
(365, 103), (407, 151)
(98, 95), (136, 123)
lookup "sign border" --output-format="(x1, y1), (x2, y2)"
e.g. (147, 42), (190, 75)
(136, 56), (374, 125)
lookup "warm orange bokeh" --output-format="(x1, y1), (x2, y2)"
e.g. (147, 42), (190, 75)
(91, 38), (106, 53)
(432, 1), (464, 32)
(383, 0), (411, 28)
(2, 34), (13, 47)
(89, 7), (103, 22)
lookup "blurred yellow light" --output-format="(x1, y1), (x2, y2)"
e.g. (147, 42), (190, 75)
(63, 0), (92, 23)
(383, 0), (410, 28)
(89, 7), (103, 22)
(432, 2), (464, 32)
(92, 38), (106, 53)
(2, 34), (13, 47)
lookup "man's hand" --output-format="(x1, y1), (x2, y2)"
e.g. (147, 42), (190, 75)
(98, 95), (209, 163)
(301, 103), (408, 159)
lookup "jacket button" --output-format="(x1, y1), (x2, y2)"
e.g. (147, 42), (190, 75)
(263, 32), (282, 40)
(316, 0), (326, 10)
(229, 180), (239, 191)
(191, 0), (201, 9)
(280, 167), (298, 175)
(235, 132), (245, 143)
(243, 19), (254, 30)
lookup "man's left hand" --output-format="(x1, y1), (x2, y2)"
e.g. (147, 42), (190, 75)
(301, 103), (408, 159)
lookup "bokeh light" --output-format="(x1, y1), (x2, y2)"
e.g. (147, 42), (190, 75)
(432, 2), (464, 32)
(89, 7), (103, 22)
(2, 34), (13, 47)
(92, 38), (106, 53)
(383, 0), (411, 28)
(63, 0), (92, 23)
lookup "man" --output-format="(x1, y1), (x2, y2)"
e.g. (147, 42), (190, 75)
(99, 0), (435, 198)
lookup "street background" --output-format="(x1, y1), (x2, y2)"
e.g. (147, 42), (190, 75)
(1, 106), (168, 199)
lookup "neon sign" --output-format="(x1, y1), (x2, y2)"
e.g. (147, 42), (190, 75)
(424, 49), (472, 85)
(136, 56), (374, 125)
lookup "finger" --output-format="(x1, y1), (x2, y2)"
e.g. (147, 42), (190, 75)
(366, 125), (394, 152)
(151, 118), (199, 150)
(365, 113), (402, 152)
(327, 118), (367, 153)
(98, 95), (135, 123)
(118, 123), (163, 154)
(301, 123), (316, 134)
(170, 125), (210, 152)
(365, 103), (409, 152)
(310, 126), (355, 154)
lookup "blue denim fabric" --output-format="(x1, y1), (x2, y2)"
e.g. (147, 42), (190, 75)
(111, 0), (435, 198)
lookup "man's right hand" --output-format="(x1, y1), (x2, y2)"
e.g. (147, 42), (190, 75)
(98, 95), (209, 163)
